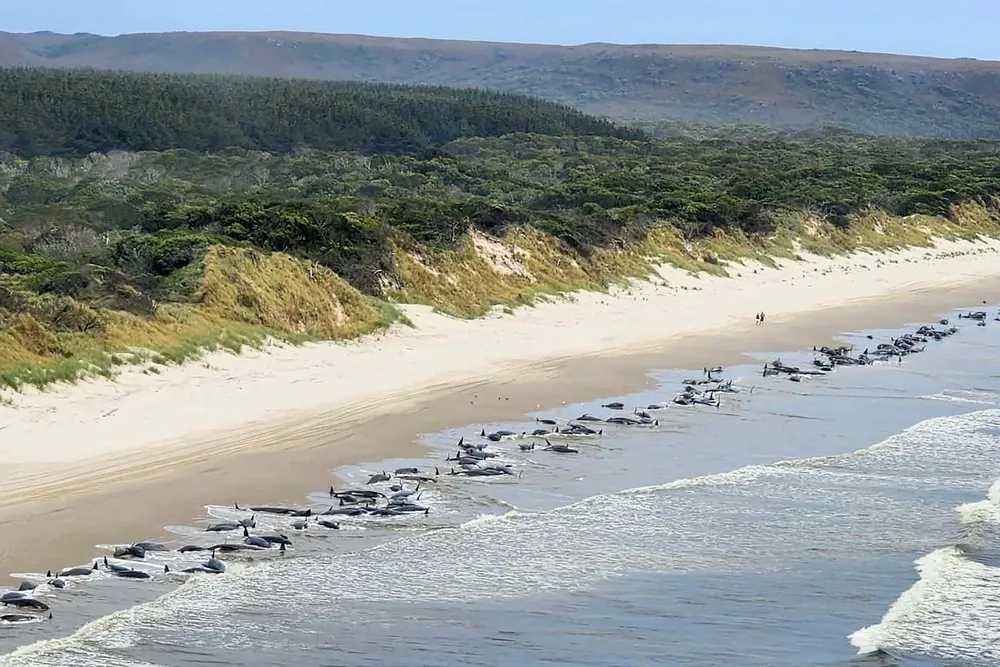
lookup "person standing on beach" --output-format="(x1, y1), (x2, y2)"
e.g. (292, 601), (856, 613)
(760, 312), (766, 325)
(755, 312), (761, 326)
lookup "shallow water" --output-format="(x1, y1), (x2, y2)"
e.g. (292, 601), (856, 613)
(3, 309), (1000, 666)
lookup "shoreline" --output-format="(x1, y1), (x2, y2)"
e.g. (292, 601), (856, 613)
(2, 239), (1000, 576)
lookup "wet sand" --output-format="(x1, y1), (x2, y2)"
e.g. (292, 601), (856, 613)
(2, 277), (999, 577)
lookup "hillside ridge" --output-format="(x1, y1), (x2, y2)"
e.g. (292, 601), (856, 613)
(6, 30), (998, 67)
(2, 31), (1000, 138)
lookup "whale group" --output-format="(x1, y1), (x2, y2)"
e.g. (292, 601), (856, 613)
(0, 465), (446, 625)
(2, 310), (990, 627)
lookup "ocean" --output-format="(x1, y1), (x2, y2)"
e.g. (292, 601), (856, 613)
(2, 306), (1000, 667)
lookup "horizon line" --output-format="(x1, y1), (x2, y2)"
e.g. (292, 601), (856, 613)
(5, 29), (993, 63)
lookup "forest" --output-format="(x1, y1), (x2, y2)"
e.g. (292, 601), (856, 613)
(0, 68), (639, 157)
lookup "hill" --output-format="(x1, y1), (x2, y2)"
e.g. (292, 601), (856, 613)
(0, 68), (637, 157)
(2, 31), (1000, 138)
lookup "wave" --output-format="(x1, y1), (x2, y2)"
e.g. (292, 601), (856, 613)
(957, 479), (1000, 527)
(849, 546), (1000, 666)
(851, 430), (1000, 666)
(459, 510), (522, 529)
(624, 409), (1000, 499)
(922, 388), (1000, 407)
(0, 605), (158, 667)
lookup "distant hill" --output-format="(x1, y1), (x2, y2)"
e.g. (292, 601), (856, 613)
(0, 68), (637, 157)
(2, 31), (1000, 138)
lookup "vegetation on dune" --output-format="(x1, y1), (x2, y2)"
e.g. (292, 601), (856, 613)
(0, 245), (404, 390)
(1, 71), (999, 389)
(198, 245), (406, 338)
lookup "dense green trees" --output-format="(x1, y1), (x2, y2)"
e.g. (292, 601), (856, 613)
(0, 68), (640, 157)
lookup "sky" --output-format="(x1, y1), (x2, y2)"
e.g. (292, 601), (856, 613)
(4, 0), (997, 60)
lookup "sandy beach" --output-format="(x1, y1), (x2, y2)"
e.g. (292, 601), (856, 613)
(2, 237), (1000, 576)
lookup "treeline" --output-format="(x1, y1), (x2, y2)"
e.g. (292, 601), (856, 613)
(0, 68), (641, 157)
(2, 129), (999, 317)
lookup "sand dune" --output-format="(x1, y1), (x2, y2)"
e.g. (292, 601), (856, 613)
(2, 238), (999, 468)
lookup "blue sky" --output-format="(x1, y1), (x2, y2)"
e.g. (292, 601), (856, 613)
(5, 0), (996, 60)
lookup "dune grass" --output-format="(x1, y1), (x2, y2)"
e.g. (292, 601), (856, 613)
(386, 203), (1000, 320)
(0, 248), (408, 391)
(1, 203), (998, 393)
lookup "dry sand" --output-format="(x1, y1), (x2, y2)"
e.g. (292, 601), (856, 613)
(2, 238), (1000, 575)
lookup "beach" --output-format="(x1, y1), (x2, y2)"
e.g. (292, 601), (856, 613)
(2, 237), (1000, 578)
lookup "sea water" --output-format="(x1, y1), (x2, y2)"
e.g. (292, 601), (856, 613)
(3, 308), (1000, 667)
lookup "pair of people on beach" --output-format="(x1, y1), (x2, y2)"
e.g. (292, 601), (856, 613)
(755, 312), (766, 326)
